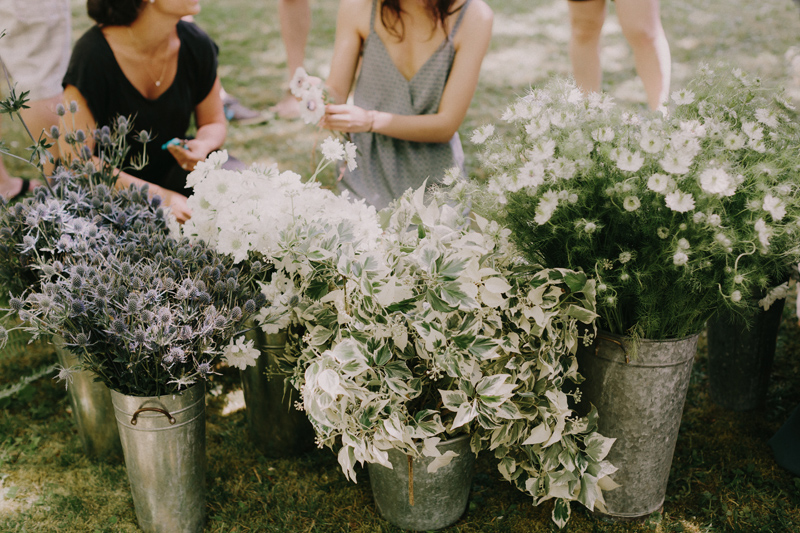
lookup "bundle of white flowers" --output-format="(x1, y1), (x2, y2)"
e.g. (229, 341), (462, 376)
(182, 142), (373, 265)
(472, 65), (800, 340)
(181, 140), (378, 369)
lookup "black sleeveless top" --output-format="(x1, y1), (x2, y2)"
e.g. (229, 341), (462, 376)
(63, 21), (218, 194)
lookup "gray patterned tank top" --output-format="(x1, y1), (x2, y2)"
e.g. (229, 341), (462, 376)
(337, 0), (471, 211)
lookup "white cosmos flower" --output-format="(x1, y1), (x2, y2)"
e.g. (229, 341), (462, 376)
(747, 138), (766, 153)
(534, 191), (559, 225)
(525, 115), (551, 138)
(548, 158), (577, 180)
(723, 133), (746, 150)
(660, 150), (693, 175)
(344, 141), (358, 171)
(742, 121), (764, 141)
(647, 173), (672, 193)
(755, 218), (772, 249)
(755, 108), (779, 128)
(289, 67), (310, 96)
(680, 120), (706, 137)
(321, 136), (345, 161)
(623, 196), (641, 212)
(592, 127), (615, 143)
(671, 88), (695, 105)
(616, 148), (644, 172)
(471, 124), (495, 144)
(763, 194), (787, 221)
(699, 168), (736, 196)
(299, 84), (325, 124)
(664, 190), (695, 213)
(527, 139), (556, 162)
(639, 130), (665, 154)
(669, 132), (701, 157)
(518, 161), (545, 188)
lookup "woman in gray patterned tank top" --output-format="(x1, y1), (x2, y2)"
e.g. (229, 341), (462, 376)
(320, 0), (493, 210)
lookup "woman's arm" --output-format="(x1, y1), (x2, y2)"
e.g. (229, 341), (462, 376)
(165, 76), (227, 171)
(61, 84), (192, 223)
(324, 0), (370, 105)
(321, 0), (493, 143)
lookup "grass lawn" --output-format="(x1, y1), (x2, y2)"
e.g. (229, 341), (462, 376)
(1, 0), (800, 531)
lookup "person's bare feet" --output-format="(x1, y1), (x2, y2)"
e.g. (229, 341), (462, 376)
(0, 176), (44, 201)
(269, 91), (301, 120)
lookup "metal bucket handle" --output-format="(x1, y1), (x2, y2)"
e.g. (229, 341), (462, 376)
(597, 333), (630, 363)
(130, 407), (176, 426)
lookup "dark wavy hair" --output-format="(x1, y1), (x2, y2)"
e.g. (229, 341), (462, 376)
(380, 0), (462, 39)
(87, 0), (145, 26)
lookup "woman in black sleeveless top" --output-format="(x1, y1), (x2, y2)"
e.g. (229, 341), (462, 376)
(62, 0), (227, 223)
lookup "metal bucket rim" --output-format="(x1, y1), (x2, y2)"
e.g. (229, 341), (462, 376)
(593, 330), (699, 367)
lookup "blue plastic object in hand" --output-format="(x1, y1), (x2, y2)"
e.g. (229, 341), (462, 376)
(161, 138), (184, 150)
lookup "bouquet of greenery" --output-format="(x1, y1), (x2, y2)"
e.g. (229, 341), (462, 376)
(472, 65), (800, 340)
(256, 182), (614, 525)
(8, 229), (263, 396)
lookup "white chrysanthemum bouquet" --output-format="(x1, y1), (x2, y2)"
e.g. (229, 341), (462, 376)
(473, 65), (800, 340)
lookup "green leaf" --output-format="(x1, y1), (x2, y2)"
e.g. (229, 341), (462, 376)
(566, 304), (596, 324)
(563, 271), (588, 292)
(438, 258), (468, 280)
(551, 498), (571, 529)
(468, 337), (499, 359)
(306, 278), (330, 300)
(440, 389), (469, 411)
(440, 282), (473, 307)
(426, 289), (455, 312)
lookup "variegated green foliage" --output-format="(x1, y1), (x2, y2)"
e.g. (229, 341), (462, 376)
(256, 183), (616, 523)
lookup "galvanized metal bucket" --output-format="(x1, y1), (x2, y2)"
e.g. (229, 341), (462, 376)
(111, 383), (206, 533)
(707, 298), (785, 411)
(367, 434), (475, 531)
(52, 336), (120, 458)
(240, 327), (315, 457)
(577, 331), (698, 520)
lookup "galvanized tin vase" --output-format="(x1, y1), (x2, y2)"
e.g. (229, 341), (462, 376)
(111, 383), (206, 533)
(577, 331), (698, 520)
(240, 327), (315, 457)
(367, 434), (475, 531)
(707, 298), (785, 411)
(52, 336), (121, 458)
